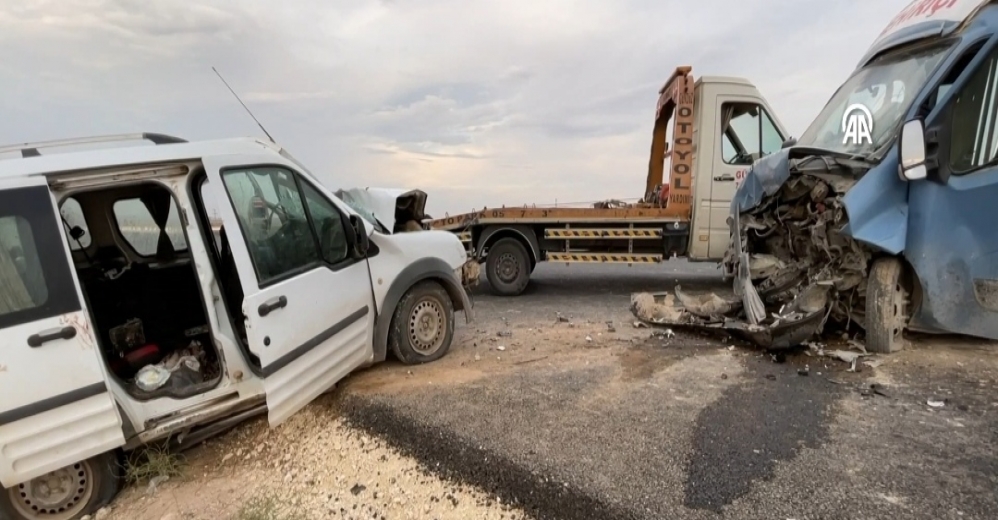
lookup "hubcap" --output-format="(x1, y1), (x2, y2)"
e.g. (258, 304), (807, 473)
(10, 460), (95, 520)
(409, 298), (446, 355)
(495, 252), (519, 284)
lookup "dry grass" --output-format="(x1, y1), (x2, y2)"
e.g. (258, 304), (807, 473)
(123, 444), (185, 485)
(233, 491), (308, 520)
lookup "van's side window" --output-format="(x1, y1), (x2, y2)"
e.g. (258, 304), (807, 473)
(949, 48), (998, 173)
(60, 197), (91, 251)
(721, 102), (783, 165)
(221, 167), (321, 284)
(113, 196), (188, 257)
(299, 179), (350, 265)
(0, 186), (80, 329)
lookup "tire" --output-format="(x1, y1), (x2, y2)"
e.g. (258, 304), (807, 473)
(1, 451), (122, 520)
(485, 238), (531, 296)
(866, 257), (909, 353)
(388, 280), (455, 365)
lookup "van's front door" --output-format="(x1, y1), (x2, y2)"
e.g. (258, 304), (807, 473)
(906, 42), (998, 339)
(0, 176), (124, 487)
(203, 157), (375, 426)
(708, 98), (785, 258)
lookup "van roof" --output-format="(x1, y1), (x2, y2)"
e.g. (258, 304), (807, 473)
(0, 133), (282, 181)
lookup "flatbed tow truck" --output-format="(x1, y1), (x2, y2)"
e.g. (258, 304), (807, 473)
(427, 66), (790, 296)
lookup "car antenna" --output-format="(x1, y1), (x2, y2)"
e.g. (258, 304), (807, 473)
(212, 66), (276, 144)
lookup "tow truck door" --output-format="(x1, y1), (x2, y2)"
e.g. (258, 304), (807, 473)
(0, 176), (125, 488)
(708, 93), (786, 258)
(203, 154), (376, 426)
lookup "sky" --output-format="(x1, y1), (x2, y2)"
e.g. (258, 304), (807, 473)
(0, 0), (910, 217)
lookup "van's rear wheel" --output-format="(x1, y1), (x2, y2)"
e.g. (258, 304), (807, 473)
(866, 257), (909, 353)
(1, 452), (121, 520)
(486, 238), (530, 296)
(389, 280), (455, 365)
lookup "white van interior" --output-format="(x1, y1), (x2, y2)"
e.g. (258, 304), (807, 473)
(57, 182), (223, 399)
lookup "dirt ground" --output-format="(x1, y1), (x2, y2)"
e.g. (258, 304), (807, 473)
(93, 264), (998, 520)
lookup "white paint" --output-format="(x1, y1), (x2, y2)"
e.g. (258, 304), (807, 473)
(871, 0), (987, 49)
(842, 104), (874, 146)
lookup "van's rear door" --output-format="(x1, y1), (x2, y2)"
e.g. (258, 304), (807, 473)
(0, 176), (125, 488)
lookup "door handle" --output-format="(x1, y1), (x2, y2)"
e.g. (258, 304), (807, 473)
(258, 296), (288, 317)
(714, 174), (735, 182)
(27, 326), (77, 348)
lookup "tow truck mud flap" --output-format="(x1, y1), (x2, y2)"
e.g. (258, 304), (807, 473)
(630, 289), (826, 349)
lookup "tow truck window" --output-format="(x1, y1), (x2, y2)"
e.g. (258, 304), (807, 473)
(0, 186), (81, 329)
(721, 102), (783, 165)
(949, 46), (998, 174)
(221, 167), (322, 284)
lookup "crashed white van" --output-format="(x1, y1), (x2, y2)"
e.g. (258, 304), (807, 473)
(0, 133), (476, 520)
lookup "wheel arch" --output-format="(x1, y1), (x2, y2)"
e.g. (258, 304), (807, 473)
(373, 258), (470, 363)
(478, 225), (540, 268)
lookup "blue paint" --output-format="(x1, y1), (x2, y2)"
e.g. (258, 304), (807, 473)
(840, 148), (909, 255)
(729, 3), (998, 340)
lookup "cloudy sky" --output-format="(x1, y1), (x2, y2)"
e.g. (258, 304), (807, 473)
(0, 0), (908, 216)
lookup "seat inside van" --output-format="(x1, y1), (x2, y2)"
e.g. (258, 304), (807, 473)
(59, 183), (222, 400)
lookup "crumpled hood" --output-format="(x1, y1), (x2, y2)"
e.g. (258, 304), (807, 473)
(730, 148), (793, 215)
(335, 187), (429, 234)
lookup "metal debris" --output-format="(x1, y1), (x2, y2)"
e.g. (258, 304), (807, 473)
(630, 170), (877, 349)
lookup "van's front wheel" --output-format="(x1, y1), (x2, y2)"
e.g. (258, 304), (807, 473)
(866, 257), (910, 353)
(1, 451), (122, 520)
(389, 280), (455, 365)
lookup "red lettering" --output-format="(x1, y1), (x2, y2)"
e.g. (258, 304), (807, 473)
(880, 0), (959, 36)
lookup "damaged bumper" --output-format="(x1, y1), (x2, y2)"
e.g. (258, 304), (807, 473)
(460, 258), (481, 288)
(632, 149), (874, 349)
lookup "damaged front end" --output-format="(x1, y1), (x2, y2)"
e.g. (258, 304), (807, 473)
(632, 149), (878, 349)
(335, 187), (430, 234)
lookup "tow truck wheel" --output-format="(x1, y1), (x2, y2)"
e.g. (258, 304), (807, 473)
(388, 280), (455, 365)
(1, 451), (122, 520)
(866, 257), (910, 354)
(486, 238), (530, 296)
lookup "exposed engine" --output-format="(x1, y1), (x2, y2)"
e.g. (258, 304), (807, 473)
(631, 157), (878, 349)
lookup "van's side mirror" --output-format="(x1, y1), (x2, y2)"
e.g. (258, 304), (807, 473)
(781, 137), (797, 149)
(898, 119), (928, 181)
(349, 215), (370, 257)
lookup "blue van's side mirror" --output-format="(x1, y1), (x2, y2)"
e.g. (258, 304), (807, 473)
(899, 119), (928, 181)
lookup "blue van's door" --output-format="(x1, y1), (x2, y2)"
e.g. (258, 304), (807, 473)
(905, 41), (998, 339)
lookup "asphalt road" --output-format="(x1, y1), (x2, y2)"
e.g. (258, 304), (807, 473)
(331, 262), (998, 520)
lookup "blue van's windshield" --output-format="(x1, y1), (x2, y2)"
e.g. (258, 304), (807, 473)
(796, 41), (954, 157)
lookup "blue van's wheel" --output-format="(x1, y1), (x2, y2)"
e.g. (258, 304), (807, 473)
(866, 257), (909, 353)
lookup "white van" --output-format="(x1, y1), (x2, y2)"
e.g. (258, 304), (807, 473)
(0, 133), (476, 520)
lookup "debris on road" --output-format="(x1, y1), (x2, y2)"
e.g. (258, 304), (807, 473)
(927, 398), (946, 408)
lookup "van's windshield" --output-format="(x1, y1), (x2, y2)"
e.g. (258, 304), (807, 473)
(796, 41), (954, 157)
